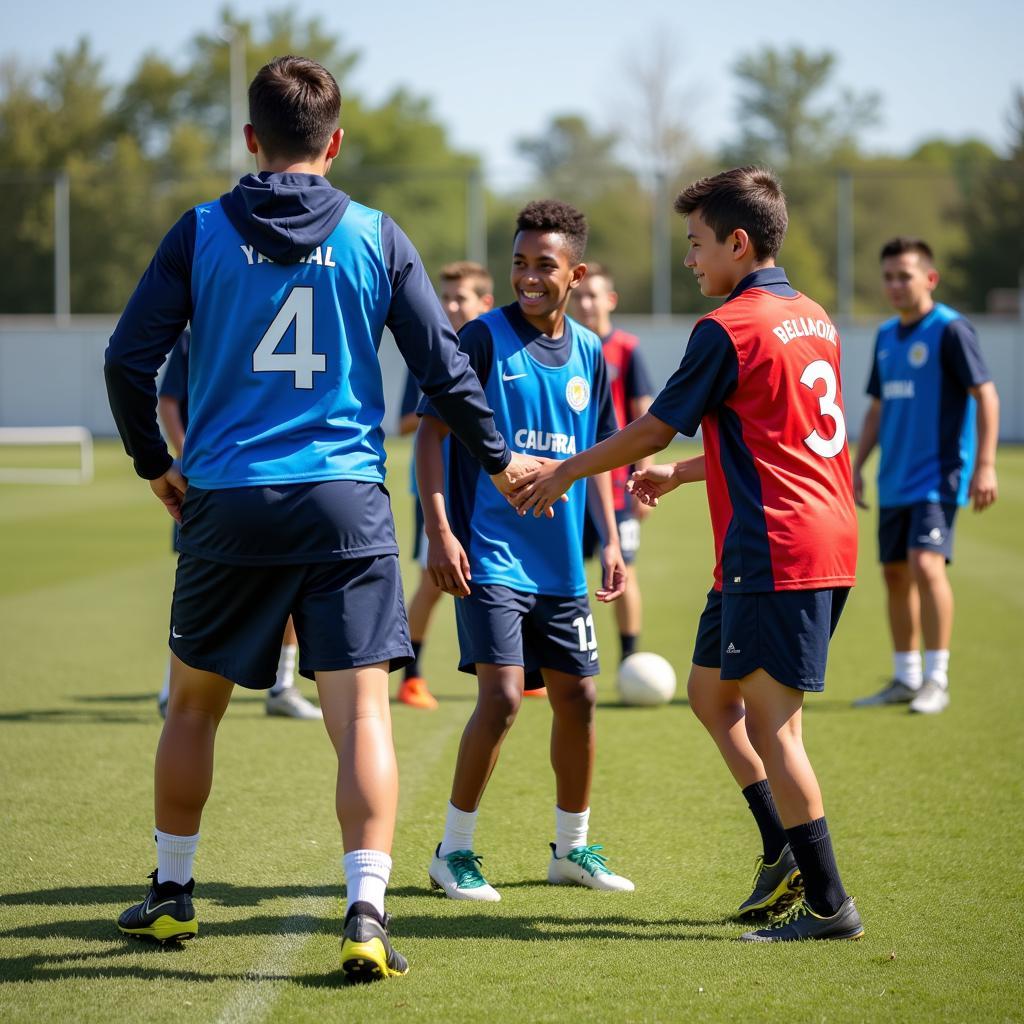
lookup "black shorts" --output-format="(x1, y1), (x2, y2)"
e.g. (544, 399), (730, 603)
(169, 553), (413, 689)
(454, 583), (600, 678)
(583, 508), (640, 565)
(692, 586), (850, 692)
(878, 502), (958, 563)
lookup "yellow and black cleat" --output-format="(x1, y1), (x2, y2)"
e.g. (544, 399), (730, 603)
(118, 871), (198, 943)
(740, 896), (865, 942)
(340, 902), (408, 982)
(737, 845), (804, 919)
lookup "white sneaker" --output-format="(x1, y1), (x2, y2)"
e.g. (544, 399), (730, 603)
(547, 843), (635, 892)
(853, 678), (919, 707)
(428, 844), (501, 901)
(909, 678), (949, 715)
(265, 687), (323, 720)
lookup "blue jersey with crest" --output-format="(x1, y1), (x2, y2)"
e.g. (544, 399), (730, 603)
(446, 307), (608, 597)
(868, 303), (989, 508)
(184, 199), (391, 489)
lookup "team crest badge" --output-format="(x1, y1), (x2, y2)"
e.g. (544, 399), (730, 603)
(566, 376), (590, 412)
(908, 341), (929, 368)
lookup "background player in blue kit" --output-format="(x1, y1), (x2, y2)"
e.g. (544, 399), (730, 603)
(104, 56), (538, 981)
(417, 200), (634, 901)
(155, 330), (322, 721)
(395, 261), (495, 710)
(852, 237), (999, 714)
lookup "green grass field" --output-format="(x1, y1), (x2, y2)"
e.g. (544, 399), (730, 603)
(2, 438), (1022, 1023)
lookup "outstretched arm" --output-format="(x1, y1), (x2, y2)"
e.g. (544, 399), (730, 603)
(512, 412), (678, 517)
(627, 454), (706, 508)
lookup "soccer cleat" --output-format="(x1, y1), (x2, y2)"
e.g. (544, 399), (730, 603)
(523, 686), (548, 698)
(397, 676), (439, 710)
(340, 901), (409, 982)
(909, 678), (950, 715)
(736, 845), (803, 918)
(853, 678), (919, 707)
(547, 843), (635, 892)
(265, 687), (323, 719)
(428, 844), (501, 901)
(739, 896), (865, 942)
(117, 870), (198, 943)
(157, 695), (168, 719)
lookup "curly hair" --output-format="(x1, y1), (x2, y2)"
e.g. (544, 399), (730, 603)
(515, 199), (588, 264)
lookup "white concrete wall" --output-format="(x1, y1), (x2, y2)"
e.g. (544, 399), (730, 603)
(1, 314), (1021, 441)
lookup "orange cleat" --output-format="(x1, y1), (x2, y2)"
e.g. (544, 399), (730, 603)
(398, 676), (439, 710)
(523, 686), (548, 698)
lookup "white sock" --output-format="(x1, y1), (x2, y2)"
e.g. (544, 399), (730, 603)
(439, 802), (478, 857)
(555, 805), (590, 858)
(270, 644), (297, 695)
(924, 650), (950, 689)
(158, 661), (171, 704)
(893, 651), (922, 689)
(343, 849), (391, 917)
(155, 828), (199, 886)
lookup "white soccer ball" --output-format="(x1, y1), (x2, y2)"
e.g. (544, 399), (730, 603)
(617, 652), (677, 706)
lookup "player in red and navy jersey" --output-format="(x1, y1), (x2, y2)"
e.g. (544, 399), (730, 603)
(512, 167), (865, 942)
(572, 264), (655, 662)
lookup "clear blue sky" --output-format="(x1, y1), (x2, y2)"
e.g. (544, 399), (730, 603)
(6, 0), (1022, 185)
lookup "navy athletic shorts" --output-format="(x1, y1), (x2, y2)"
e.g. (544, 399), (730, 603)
(878, 501), (958, 564)
(692, 586), (850, 692)
(455, 583), (600, 678)
(583, 508), (640, 566)
(169, 552), (413, 689)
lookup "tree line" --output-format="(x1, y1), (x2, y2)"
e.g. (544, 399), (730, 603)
(0, 10), (1020, 316)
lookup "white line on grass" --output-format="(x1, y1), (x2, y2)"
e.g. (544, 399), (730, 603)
(214, 895), (328, 1024)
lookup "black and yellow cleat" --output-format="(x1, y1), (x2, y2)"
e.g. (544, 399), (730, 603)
(740, 896), (865, 942)
(737, 844), (803, 919)
(340, 901), (409, 982)
(118, 871), (198, 943)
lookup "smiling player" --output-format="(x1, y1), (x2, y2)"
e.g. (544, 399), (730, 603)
(416, 200), (635, 901)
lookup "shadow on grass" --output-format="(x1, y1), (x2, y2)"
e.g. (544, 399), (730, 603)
(1, 881), (737, 984)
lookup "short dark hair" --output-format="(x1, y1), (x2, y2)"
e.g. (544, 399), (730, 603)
(248, 56), (341, 160)
(584, 261), (615, 288)
(439, 260), (493, 296)
(674, 166), (788, 260)
(515, 199), (588, 264)
(879, 236), (934, 265)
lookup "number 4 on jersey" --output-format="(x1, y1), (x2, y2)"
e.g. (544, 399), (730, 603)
(252, 286), (325, 389)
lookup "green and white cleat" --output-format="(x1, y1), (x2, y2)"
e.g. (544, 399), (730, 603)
(547, 843), (635, 892)
(429, 844), (501, 901)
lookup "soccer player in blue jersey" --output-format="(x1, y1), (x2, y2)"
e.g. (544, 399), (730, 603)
(155, 331), (321, 721)
(852, 237), (999, 714)
(395, 261), (495, 710)
(417, 200), (635, 901)
(104, 56), (538, 982)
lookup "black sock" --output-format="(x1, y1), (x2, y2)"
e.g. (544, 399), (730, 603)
(742, 780), (788, 863)
(405, 641), (423, 681)
(619, 633), (638, 662)
(345, 899), (384, 926)
(785, 817), (848, 917)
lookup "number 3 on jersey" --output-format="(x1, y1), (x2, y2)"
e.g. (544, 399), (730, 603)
(800, 359), (846, 458)
(252, 286), (325, 389)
